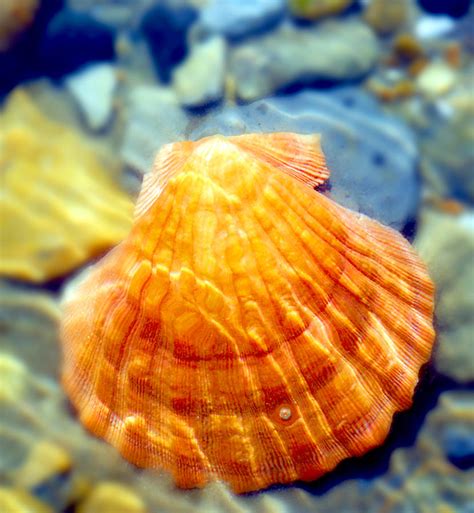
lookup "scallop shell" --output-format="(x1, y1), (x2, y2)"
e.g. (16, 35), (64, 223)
(60, 133), (435, 493)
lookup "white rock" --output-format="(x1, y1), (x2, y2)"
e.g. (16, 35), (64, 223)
(415, 15), (455, 40)
(65, 63), (117, 131)
(416, 61), (457, 97)
(172, 36), (226, 107)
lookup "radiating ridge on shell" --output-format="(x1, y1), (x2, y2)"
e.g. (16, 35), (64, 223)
(60, 132), (435, 493)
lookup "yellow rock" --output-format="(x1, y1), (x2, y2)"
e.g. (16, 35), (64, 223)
(364, 0), (408, 35)
(0, 353), (27, 402)
(289, 0), (354, 19)
(11, 440), (72, 489)
(0, 90), (133, 283)
(0, 487), (54, 513)
(77, 482), (147, 513)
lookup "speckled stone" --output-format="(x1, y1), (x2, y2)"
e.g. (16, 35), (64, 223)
(190, 88), (419, 230)
(230, 20), (379, 101)
(415, 209), (474, 383)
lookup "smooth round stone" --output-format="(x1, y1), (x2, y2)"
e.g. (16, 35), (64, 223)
(198, 0), (285, 40)
(363, 0), (409, 34)
(416, 61), (457, 97)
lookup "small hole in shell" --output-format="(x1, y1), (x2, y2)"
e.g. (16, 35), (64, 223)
(279, 406), (292, 421)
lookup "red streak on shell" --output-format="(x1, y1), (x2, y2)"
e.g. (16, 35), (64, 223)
(60, 133), (435, 493)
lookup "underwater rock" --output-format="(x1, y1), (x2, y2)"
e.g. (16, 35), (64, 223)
(371, 391), (474, 512)
(10, 442), (72, 503)
(172, 36), (226, 108)
(77, 482), (147, 513)
(197, 0), (285, 40)
(140, 1), (198, 83)
(230, 19), (379, 101)
(0, 0), (39, 51)
(0, 285), (60, 380)
(363, 0), (409, 35)
(288, 0), (355, 20)
(420, 107), (474, 203)
(417, 0), (471, 18)
(121, 85), (190, 175)
(416, 60), (457, 97)
(191, 89), (419, 230)
(0, 353), (28, 403)
(415, 14), (456, 39)
(64, 63), (118, 131)
(0, 90), (133, 283)
(39, 8), (115, 77)
(431, 392), (474, 468)
(0, 487), (54, 513)
(0, 0), (63, 94)
(67, 0), (151, 30)
(415, 209), (474, 383)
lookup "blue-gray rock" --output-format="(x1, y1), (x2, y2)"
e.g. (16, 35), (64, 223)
(198, 0), (285, 40)
(121, 85), (190, 175)
(140, 1), (198, 83)
(417, 0), (471, 18)
(190, 89), (419, 230)
(420, 110), (474, 204)
(230, 20), (379, 101)
(39, 8), (116, 78)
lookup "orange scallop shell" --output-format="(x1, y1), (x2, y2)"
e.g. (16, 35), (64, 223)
(60, 133), (435, 493)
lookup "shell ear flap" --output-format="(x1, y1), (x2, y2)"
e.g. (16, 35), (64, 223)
(231, 132), (330, 189)
(134, 141), (194, 219)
